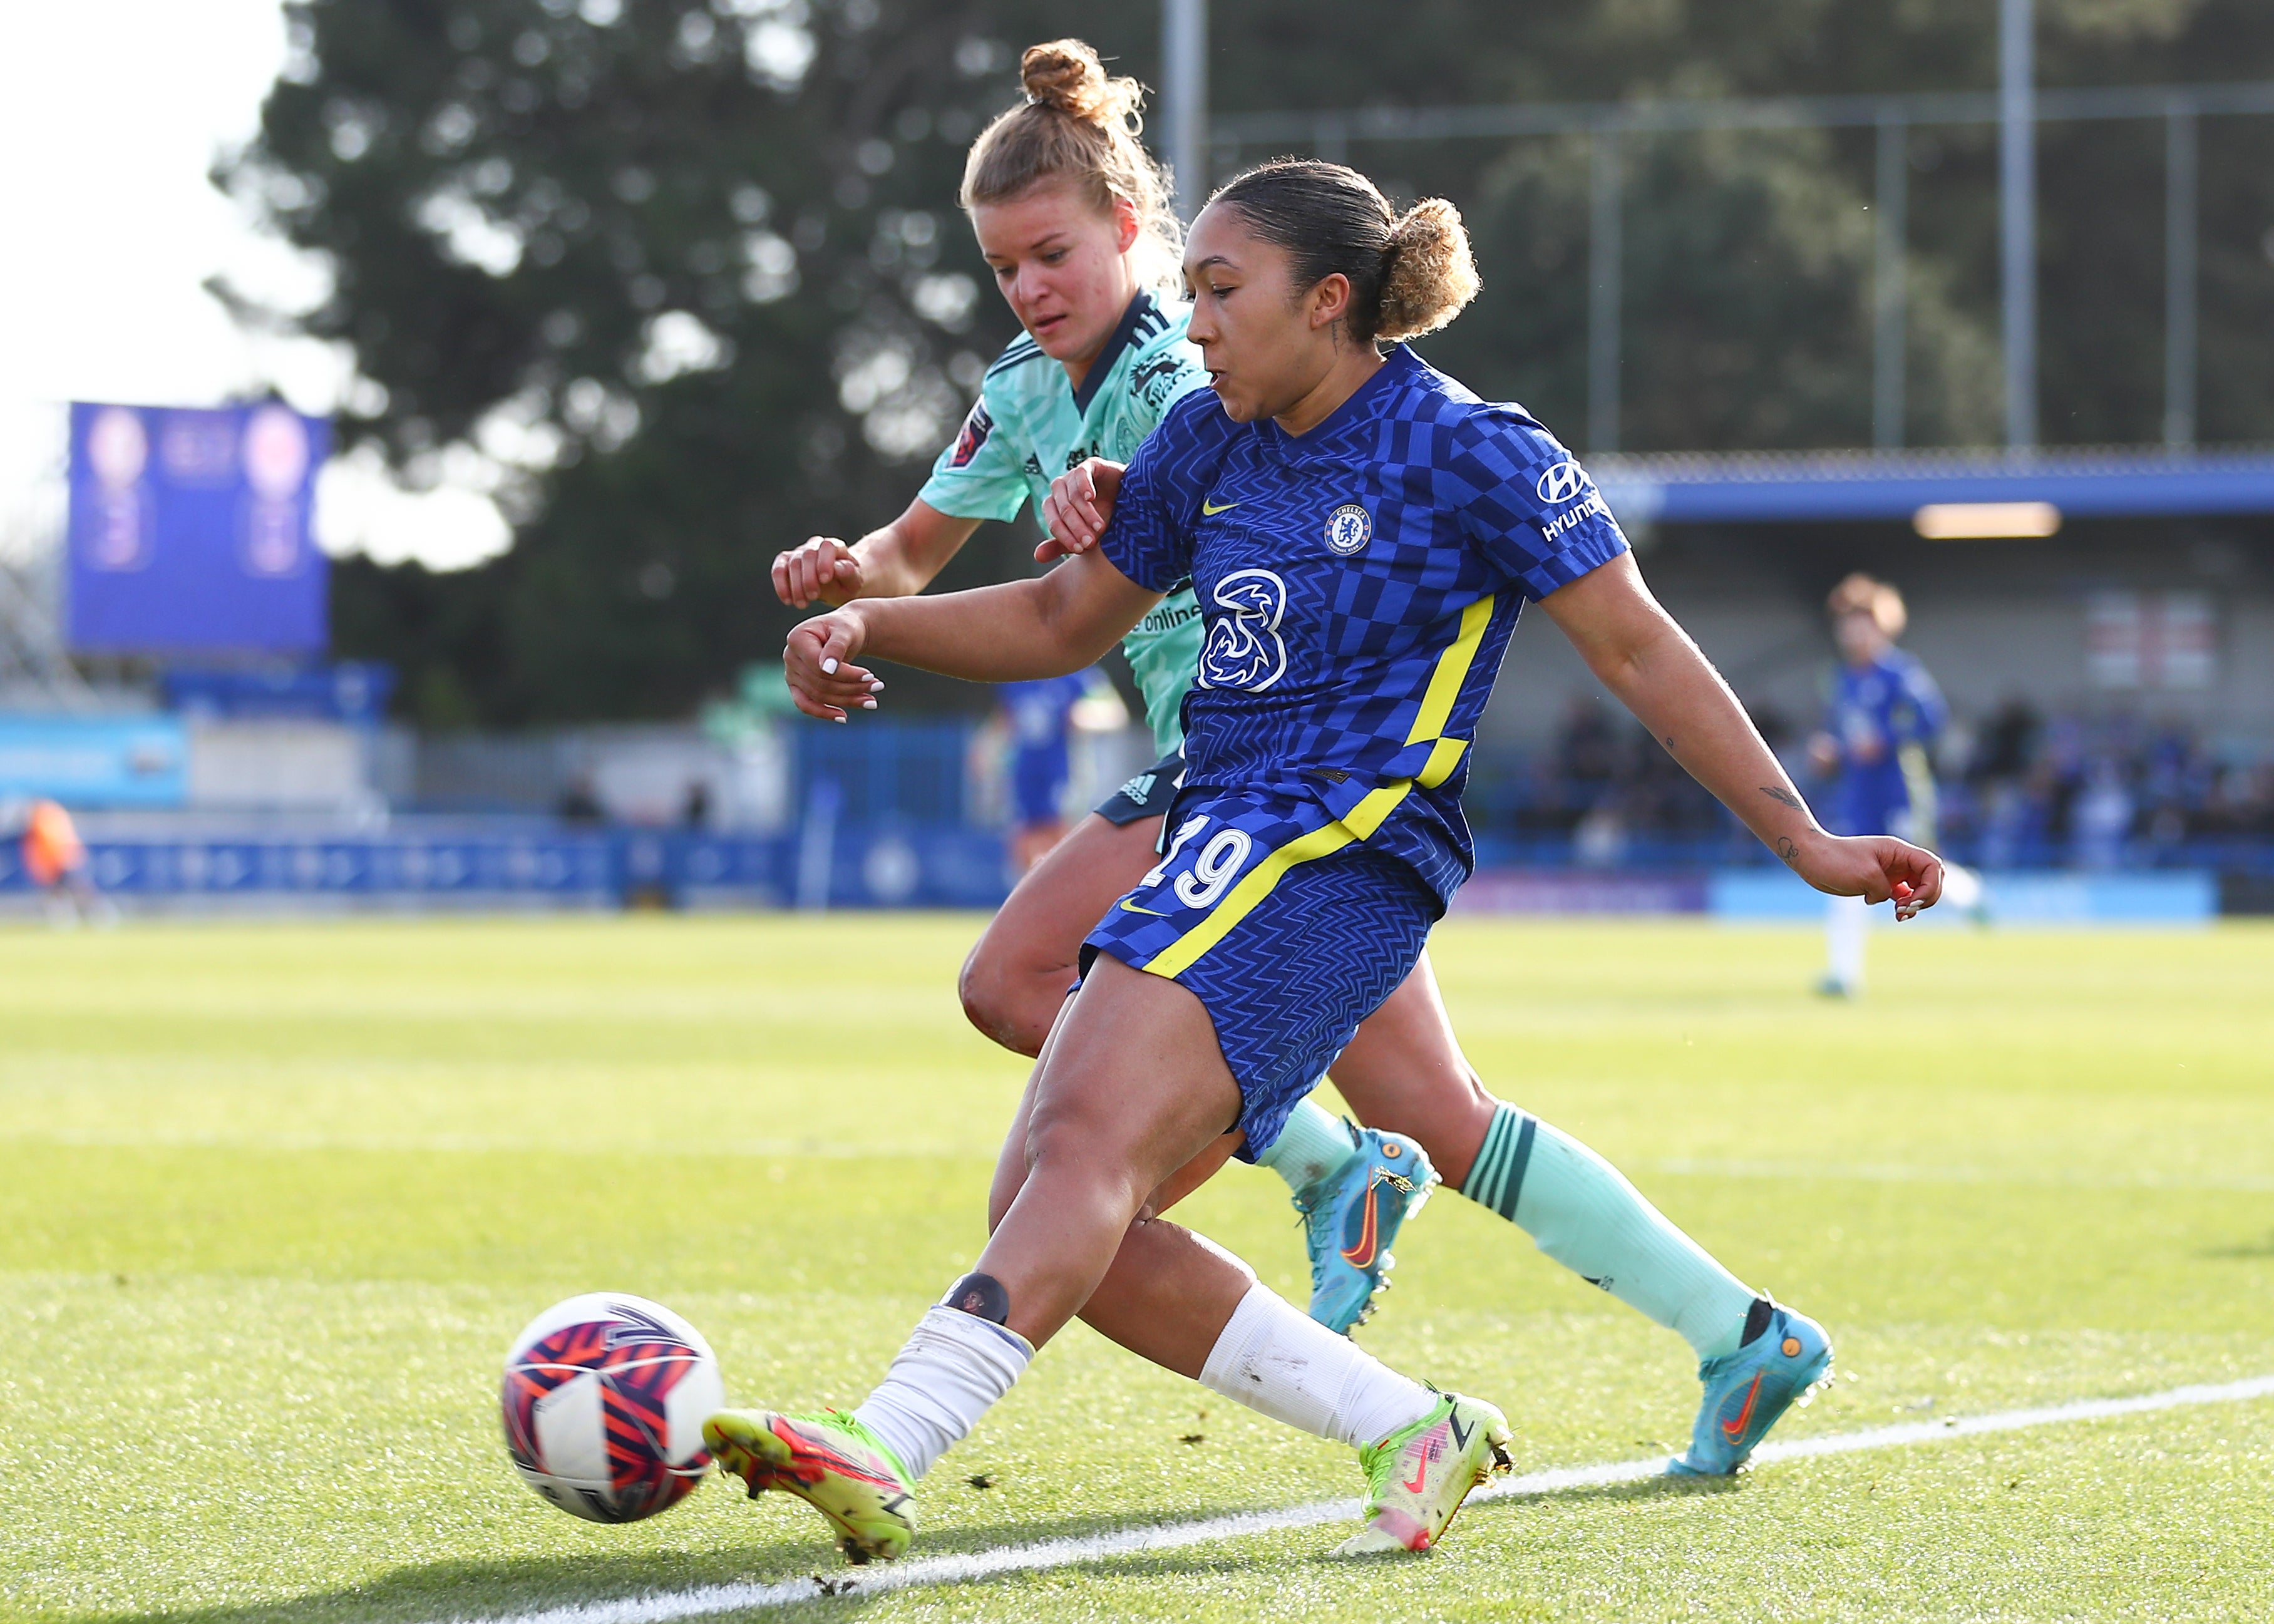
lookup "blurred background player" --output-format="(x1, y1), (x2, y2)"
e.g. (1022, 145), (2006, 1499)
(1808, 574), (1975, 995)
(996, 669), (1119, 872)
(14, 798), (111, 928)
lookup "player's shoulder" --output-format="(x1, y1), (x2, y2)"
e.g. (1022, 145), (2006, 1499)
(1129, 290), (1187, 349)
(1148, 383), (1234, 451)
(1884, 647), (1942, 689)
(1121, 386), (1233, 511)
(982, 330), (1055, 389)
(1121, 298), (1206, 409)
(1392, 355), (1579, 483)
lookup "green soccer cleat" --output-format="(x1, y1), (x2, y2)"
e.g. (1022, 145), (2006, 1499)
(1336, 1391), (1513, 1555)
(703, 1407), (917, 1563)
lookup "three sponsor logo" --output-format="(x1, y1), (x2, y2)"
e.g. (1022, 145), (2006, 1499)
(1196, 568), (1289, 691)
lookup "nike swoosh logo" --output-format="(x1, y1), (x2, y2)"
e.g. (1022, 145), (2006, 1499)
(1722, 1372), (1766, 1441)
(1402, 1456), (1430, 1494)
(1201, 499), (1239, 515)
(1119, 898), (1168, 917)
(1339, 1179), (1382, 1268)
(1447, 1411), (1474, 1452)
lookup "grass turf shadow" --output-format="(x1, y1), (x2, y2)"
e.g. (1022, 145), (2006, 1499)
(103, 1475), (1742, 1624)
(100, 1500), (1335, 1624)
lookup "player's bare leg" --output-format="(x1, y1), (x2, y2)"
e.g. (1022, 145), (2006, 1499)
(711, 955), (1501, 1561)
(1329, 953), (1496, 1185)
(959, 811), (1160, 1056)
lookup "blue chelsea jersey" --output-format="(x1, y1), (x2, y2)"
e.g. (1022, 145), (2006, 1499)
(1098, 344), (1630, 901)
(1824, 650), (1947, 834)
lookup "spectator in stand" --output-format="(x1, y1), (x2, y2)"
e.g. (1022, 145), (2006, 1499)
(555, 776), (605, 825)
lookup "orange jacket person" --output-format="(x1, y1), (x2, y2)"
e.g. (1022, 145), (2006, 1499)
(22, 799), (86, 890)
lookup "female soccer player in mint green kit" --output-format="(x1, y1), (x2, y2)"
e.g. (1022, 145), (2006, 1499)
(713, 150), (1944, 1565)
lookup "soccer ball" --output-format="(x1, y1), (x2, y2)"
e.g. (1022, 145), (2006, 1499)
(500, 1293), (726, 1523)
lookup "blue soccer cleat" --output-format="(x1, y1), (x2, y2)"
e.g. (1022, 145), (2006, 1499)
(1294, 1121), (1437, 1334)
(1668, 1299), (1834, 1476)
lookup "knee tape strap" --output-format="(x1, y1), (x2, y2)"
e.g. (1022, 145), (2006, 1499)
(941, 1272), (1011, 1325)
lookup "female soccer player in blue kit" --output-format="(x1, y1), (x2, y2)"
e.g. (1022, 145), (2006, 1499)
(776, 47), (1863, 1473)
(707, 157), (1943, 1564)
(1808, 573), (1971, 995)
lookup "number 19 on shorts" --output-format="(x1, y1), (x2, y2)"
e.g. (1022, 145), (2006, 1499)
(1140, 816), (1255, 912)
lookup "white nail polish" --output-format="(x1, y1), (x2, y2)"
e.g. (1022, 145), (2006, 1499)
(821, 658), (838, 674)
(861, 697), (877, 709)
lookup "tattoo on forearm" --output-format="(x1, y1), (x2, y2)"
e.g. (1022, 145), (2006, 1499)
(1760, 786), (1805, 810)
(1776, 836), (1799, 865)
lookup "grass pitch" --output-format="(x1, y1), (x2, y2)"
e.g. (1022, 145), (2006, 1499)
(1, 913), (2270, 1623)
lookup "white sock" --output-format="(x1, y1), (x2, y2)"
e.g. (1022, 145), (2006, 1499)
(1254, 1097), (1356, 1193)
(1826, 892), (1868, 990)
(1198, 1283), (1434, 1448)
(852, 1306), (1032, 1482)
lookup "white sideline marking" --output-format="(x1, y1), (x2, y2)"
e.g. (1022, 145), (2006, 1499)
(443, 1374), (2274, 1624)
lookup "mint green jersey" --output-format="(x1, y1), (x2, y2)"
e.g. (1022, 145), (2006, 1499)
(919, 292), (1209, 757)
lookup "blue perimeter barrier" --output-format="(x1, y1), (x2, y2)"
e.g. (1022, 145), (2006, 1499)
(0, 825), (1012, 911)
(0, 828), (2226, 922)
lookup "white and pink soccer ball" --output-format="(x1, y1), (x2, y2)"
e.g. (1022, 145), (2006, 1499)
(500, 1293), (725, 1523)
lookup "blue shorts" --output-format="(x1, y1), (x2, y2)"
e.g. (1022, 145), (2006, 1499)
(1080, 788), (1439, 1158)
(1011, 752), (1070, 826)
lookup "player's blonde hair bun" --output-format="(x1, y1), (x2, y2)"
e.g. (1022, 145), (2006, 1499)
(1018, 39), (1140, 126)
(1377, 198), (1481, 342)
(959, 39), (1181, 289)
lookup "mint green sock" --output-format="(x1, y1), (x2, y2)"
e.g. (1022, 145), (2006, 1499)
(1462, 1103), (1757, 1360)
(1255, 1096), (1356, 1194)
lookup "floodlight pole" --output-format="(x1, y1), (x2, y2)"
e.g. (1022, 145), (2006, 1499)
(2163, 101), (2199, 450)
(1873, 109), (1909, 450)
(2000, 0), (2037, 451)
(1161, 0), (1208, 222)
(1588, 127), (1623, 455)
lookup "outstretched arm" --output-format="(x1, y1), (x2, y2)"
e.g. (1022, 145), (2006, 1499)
(1539, 554), (1942, 917)
(771, 499), (984, 608)
(784, 548), (1161, 722)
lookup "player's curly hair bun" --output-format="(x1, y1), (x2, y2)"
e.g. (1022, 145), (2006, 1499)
(1018, 39), (1140, 127)
(960, 39), (1181, 289)
(1209, 160), (1481, 346)
(1378, 198), (1481, 342)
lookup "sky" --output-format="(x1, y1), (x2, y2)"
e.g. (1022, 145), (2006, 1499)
(0, 0), (508, 572)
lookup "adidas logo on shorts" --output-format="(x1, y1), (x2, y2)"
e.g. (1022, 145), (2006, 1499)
(1118, 773), (1157, 802)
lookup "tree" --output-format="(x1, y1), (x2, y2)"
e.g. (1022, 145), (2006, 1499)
(230, 0), (2274, 727)
(235, 0), (1140, 726)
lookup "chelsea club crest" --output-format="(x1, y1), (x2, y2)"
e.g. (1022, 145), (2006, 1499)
(1323, 503), (1371, 555)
